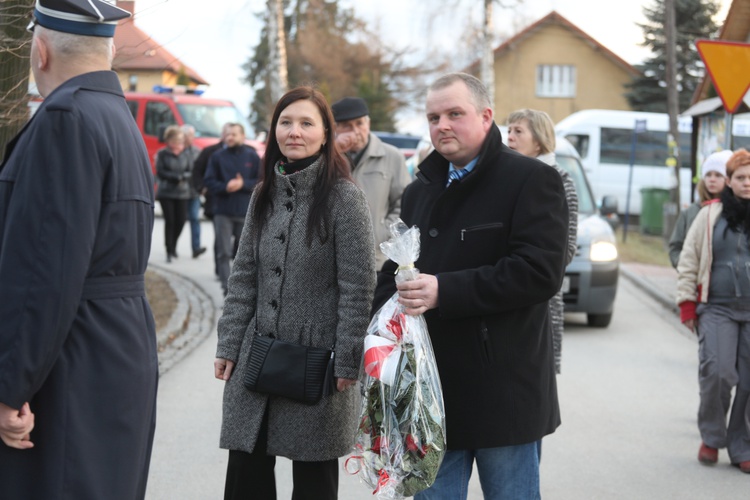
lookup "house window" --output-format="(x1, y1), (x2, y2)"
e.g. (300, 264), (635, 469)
(536, 65), (576, 98)
(128, 74), (138, 91)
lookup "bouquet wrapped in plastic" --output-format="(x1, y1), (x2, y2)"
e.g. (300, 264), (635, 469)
(348, 220), (446, 499)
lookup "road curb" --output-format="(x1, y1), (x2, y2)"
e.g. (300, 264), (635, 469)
(148, 263), (217, 375)
(620, 266), (678, 315)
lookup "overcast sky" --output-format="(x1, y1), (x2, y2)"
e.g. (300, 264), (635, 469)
(132, 0), (731, 135)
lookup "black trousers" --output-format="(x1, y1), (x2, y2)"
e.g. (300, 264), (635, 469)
(224, 410), (338, 500)
(160, 198), (187, 256)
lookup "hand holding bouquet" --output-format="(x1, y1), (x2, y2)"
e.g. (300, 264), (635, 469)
(349, 221), (446, 499)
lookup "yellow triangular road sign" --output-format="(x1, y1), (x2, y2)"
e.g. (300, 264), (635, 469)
(696, 39), (750, 114)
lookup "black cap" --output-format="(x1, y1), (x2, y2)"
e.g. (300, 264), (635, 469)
(331, 97), (369, 122)
(29, 0), (131, 37)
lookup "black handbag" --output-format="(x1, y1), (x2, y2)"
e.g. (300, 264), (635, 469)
(243, 333), (337, 405)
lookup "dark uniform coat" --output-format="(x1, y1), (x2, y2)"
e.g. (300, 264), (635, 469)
(373, 125), (569, 450)
(0, 71), (158, 500)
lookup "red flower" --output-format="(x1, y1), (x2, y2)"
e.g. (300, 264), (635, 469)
(386, 312), (407, 341)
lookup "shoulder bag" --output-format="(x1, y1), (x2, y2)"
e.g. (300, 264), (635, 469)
(243, 332), (336, 405)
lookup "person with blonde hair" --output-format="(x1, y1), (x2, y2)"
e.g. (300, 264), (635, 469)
(507, 108), (578, 374)
(669, 150), (732, 268)
(676, 148), (750, 473)
(155, 124), (191, 262)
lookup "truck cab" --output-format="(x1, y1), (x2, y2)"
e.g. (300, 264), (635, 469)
(124, 86), (264, 171)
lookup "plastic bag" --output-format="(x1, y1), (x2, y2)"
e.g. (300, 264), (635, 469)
(348, 220), (446, 499)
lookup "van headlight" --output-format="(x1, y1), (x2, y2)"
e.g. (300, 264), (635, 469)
(590, 241), (618, 262)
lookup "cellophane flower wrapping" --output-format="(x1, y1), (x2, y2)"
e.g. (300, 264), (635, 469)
(349, 220), (446, 499)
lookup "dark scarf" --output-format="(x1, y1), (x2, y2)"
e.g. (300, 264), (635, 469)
(279, 154), (320, 175)
(720, 186), (750, 237)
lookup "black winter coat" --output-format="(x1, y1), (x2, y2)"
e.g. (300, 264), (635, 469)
(0, 71), (157, 499)
(373, 125), (568, 449)
(155, 147), (192, 200)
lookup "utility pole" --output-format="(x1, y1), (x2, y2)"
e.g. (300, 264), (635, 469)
(267, 0), (288, 104)
(665, 0), (681, 212)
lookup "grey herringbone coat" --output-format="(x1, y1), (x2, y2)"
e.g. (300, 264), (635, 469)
(216, 158), (376, 461)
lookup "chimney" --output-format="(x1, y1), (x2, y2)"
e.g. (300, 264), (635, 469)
(117, 1), (135, 16)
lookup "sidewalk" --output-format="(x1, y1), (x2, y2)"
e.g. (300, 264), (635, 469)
(619, 262), (679, 314)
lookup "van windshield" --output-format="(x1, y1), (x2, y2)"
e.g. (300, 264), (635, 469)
(556, 154), (596, 215)
(176, 103), (251, 138)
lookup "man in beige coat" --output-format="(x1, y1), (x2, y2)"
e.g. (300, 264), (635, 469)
(332, 97), (412, 268)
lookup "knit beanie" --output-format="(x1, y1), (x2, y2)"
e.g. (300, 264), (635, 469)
(702, 150), (732, 178)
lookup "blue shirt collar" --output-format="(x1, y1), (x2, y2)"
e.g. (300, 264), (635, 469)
(448, 156), (479, 176)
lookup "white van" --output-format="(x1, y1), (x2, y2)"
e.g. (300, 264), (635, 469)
(555, 109), (750, 215)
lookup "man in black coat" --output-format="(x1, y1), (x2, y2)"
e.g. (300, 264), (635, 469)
(0, 1), (157, 498)
(373, 73), (569, 499)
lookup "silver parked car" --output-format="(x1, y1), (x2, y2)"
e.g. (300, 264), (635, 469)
(556, 138), (619, 327)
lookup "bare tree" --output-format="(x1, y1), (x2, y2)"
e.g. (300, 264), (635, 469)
(0, 0), (34, 160)
(267, 0), (288, 104)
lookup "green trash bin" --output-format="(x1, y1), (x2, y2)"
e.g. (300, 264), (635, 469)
(640, 187), (670, 235)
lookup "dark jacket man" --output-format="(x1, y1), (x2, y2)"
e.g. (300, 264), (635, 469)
(374, 75), (569, 456)
(204, 144), (260, 217)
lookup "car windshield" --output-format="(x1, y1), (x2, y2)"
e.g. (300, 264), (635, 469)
(556, 154), (597, 215)
(176, 103), (251, 138)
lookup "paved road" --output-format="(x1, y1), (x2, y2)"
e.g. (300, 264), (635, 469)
(146, 218), (749, 499)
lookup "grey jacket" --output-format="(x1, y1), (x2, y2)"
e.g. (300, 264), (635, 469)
(216, 158), (376, 460)
(352, 134), (412, 268)
(669, 200), (702, 268)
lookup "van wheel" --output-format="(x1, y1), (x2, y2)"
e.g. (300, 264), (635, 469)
(587, 313), (612, 327)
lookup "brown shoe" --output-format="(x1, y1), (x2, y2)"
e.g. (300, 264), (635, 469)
(739, 461), (750, 473)
(698, 443), (718, 464)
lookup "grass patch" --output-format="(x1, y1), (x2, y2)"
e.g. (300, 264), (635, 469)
(614, 226), (672, 266)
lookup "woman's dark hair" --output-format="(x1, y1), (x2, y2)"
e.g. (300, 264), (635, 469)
(252, 86), (352, 245)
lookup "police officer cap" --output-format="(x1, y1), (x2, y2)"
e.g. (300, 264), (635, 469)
(29, 0), (131, 37)
(331, 97), (369, 122)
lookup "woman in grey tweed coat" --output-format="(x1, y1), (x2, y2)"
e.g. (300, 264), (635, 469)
(507, 109), (578, 374)
(214, 87), (376, 499)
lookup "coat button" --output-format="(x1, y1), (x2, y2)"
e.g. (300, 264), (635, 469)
(285, 202), (293, 212)
(274, 266), (282, 276)
(428, 228), (439, 237)
(270, 300), (278, 309)
(286, 188), (293, 197)
(277, 233), (285, 243)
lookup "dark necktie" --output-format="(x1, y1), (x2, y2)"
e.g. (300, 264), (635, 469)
(446, 167), (469, 187)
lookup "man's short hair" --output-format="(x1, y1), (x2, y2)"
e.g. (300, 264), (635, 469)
(36, 24), (113, 64)
(429, 73), (492, 112)
(227, 122), (245, 136)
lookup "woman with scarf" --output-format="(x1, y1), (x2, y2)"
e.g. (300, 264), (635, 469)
(676, 148), (750, 474)
(213, 86), (376, 499)
(669, 150), (732, 268)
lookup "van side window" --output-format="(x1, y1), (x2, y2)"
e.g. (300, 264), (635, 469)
(126, 100), (139, 121)
(144, 102), (176, 137)
(600, 127), (668, 167)
(565, 134), (589, 159)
